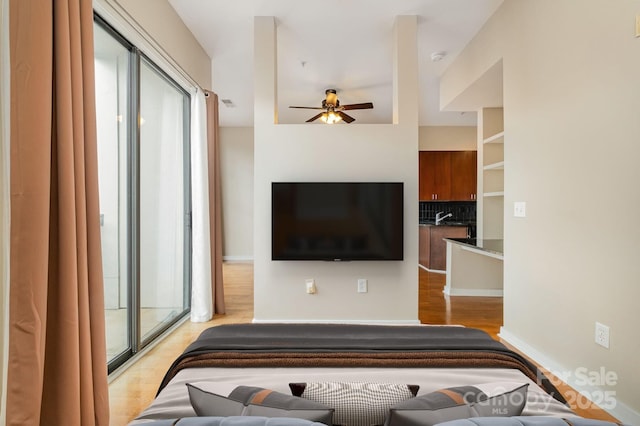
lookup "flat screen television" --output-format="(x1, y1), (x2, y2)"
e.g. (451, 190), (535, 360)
(272, 182), (404, 261)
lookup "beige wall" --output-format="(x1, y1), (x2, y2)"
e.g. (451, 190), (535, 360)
(220, 124), (477, 260)
(252, 16), (419, 323)
(419, 126), (477, 151)
(220, 127), (254, 260)
(100, 0), (211, 89)
(442, 0), (640, 422)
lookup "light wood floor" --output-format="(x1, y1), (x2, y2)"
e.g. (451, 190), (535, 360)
(108, 263), (618, 425)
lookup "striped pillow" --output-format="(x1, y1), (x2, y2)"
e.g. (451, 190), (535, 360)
(290, 382), (419, 426)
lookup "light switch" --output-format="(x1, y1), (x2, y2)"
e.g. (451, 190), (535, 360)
(514, 201), (526, 218)
(636, 15), (640, 37)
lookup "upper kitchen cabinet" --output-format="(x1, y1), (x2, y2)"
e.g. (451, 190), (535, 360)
(419, 151), (477, 201)
(451, 150), (477, 201)
(419, 151), (451, 201)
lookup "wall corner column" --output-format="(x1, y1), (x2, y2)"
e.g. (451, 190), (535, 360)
(392, 15), (418, 126)
(254, 16), (277, 126)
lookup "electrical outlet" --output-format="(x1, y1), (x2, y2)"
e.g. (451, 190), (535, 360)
(357, 279), (368, 293)
(595, 322), (610, 348)
(305, 279), (316, 294)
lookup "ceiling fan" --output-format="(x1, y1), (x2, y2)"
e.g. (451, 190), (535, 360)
(289, 89), (374, 124)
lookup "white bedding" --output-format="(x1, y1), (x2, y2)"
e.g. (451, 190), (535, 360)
(130, 366), (576, 424)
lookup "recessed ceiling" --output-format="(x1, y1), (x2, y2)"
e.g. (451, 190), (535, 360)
(168, 0), (504, 127)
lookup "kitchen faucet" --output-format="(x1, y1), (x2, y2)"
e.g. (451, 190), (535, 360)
(435, 211), (453, 225)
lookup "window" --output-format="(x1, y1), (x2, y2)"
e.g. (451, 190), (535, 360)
(94, 15), (191, 373)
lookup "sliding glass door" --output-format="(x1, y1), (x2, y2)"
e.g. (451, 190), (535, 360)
(94, 16), (191, 372)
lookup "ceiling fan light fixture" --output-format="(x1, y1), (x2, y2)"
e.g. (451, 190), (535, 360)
(321, 110), (342, 124)
(289, 89), (371, 123)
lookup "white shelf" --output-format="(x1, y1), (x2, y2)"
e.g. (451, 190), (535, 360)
(483, 161), (504, 170)
(484, 191), (504, 197)
(483, 131), (504, 144)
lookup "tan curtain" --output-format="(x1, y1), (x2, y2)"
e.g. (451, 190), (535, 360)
(7, 0), (109, 424)
(204, 90), (226, 314)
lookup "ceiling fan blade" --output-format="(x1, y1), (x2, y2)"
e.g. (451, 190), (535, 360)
(337, 111), (355, 123)
(306, 112), (325, 123)
(290, 106), (325, 110)
(341, 102), (373, 111)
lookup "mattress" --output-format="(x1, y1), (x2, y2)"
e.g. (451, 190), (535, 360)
(130, 324), (576, 425)
(131, 366), (576, 424)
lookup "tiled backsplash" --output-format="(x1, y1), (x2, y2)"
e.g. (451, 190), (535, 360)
(419, 201), (477, 223)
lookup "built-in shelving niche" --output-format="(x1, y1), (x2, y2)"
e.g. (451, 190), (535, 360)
(478, 108), (504, 239)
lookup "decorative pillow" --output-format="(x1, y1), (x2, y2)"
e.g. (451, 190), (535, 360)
(289, 382), (419, 426)
(187, 383), (334, 425)
(385, 382), (529, 426)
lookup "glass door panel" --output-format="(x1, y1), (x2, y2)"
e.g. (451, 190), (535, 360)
(94, 22), (131, 363)
(138, 59), (189, 343)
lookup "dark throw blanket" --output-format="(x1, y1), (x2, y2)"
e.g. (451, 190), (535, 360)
(157, 323), (566, 404)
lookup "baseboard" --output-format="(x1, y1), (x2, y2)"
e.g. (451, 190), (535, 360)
(443, 287), (503, 297)
(252, 318), (422, 325)
(499, 327), (640, 425)
(223, 255), (254, 262)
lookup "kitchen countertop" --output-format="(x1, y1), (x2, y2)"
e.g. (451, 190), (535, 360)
(445, 238), (504, 257)
(419, 220), (473, 227)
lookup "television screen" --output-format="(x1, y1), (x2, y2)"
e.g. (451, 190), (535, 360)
(272, 182), (404, 261)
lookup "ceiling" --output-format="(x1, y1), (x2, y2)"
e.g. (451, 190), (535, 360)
(167, 0), (504, 127)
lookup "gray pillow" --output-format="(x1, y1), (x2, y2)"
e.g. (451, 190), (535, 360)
(158, 417), (329, 426)
(187, 383), (334, 425)
(290, 382), (419, 426)
(385, 382), (529, 426)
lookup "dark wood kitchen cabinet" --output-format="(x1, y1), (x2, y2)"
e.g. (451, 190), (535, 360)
(419, 151), (451, 201)
(419, 225), (468, 271)
(419, 150), (476, 201)
(418, 225), (431, 267)
(451, 150), (477, 201)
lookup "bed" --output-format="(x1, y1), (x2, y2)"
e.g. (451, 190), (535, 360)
(129, 323), (600, 426)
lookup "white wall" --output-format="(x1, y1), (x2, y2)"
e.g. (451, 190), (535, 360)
(220, 127), (254, 261)
(442, 0), (640, 422)
(419, 126), (477, 151)
(252, 16), (419, 323)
